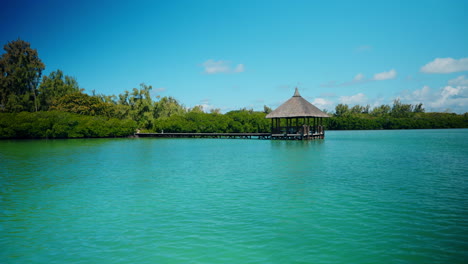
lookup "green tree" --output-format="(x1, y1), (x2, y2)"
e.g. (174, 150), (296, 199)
(362, 104), (370, 114)
(128, 84), (155, 128)
(334, 104), (349, 117)
(350, 105), (365, 114)
(210, 108), (221, 114)
(154, 96), (185, 119)
(263, 105), (272, 114)
(413, 103), (425, 113)
(370, 104), (391, 116)
(0, 39), (45, 112)
(189, 105), (204, 113)
(50, 92), (115, 117)
(391, 99), (413, 118)
(0, 111), (137, 139)
(38, 70), (81, 110)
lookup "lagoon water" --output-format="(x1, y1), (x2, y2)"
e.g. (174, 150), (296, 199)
(1, 129), (467, 263)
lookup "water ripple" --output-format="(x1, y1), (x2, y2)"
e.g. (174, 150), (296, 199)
(1, 131), (467, 263)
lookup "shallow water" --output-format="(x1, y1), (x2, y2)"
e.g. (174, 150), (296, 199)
(1, 129), (467, 263)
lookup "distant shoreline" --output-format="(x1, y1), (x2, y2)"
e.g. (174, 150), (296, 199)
(1, 110), (466, 140)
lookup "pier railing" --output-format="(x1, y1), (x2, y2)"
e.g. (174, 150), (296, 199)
(135, 132), (271, 139)
(271, 125), (325, 135)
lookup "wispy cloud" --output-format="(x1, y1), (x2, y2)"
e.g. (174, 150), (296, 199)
(321, 70), (397, 87)
(154, 87), (166, 92)
(321, 73), (367, 87)
(190, 99), (217, 113)
(151, 87), (166, 98)
(400, 78), (468, 113)
(339, 93), (368, 105)
(234, 64), (245, 73)
(305, 74), (467, 113)
(312, 98), (334, 110)
(202, 59), (245, 74)
(354, 73), (365, 81)
(373, 69), (397, 80)
(448, 75), (468, 86)
(420, 57), (468, 74)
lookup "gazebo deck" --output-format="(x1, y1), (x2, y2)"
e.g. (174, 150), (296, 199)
(271, 132), (325, 140)
(265, 88), (329, 140)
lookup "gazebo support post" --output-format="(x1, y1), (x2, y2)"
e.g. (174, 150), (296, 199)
(296, 117), (298, 134)
(313, 117), (316, 133)
(264, 88), (330, 140)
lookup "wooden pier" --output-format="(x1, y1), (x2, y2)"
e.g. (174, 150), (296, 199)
(135, 132), (325, 140)
(135, 88), (328, 141)
(136, 132), (270, 139)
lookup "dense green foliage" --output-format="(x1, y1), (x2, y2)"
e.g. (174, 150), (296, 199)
(0, 39), (45, 112)
(326, 113), (468, 130)
(0, 39), (466, 139)
(50, 92), (116, 117)
(38, 70), (81, 110)
(0, 111), (136, 139)
(326, 100), (467, 130)
(153, 110), (270, 133)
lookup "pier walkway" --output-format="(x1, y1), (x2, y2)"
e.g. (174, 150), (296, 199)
(135, 132), (325, 140)
(135, 88), (328, 141)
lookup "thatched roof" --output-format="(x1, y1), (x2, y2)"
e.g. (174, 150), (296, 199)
(266, 88), (329, 118)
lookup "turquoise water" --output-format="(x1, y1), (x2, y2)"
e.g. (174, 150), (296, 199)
(1, 129), (467, 263)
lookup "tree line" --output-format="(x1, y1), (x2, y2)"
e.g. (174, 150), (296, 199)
(327, 101), (467, 130)
(0, 39), (272, 138)
(332, 112), (467, 130)
(0, 39), (467, 139)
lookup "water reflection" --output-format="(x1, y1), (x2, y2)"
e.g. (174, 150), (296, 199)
(269, 139), (325, 149)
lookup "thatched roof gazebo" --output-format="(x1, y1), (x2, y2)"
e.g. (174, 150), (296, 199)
(266, 88), (329, 139)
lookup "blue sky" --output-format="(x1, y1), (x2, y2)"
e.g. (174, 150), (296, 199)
(2, 0), (468, 113)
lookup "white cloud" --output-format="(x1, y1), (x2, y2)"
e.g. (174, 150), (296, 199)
(234, 64), (245, 73)
(320, 74), (366, 87)
(354, 73), (365, 81)
(312, 98), (333, 110)
(200, 104), (214, 112)
(196, 99), (224, 113)
(339, 93), (368, 105)
(202, 60), (230, 74)
(202, 59), (244, 74)
(373, 69), (397, 80)
(448, 75), (468, 86)
(420, 57), (468, 74)
(154, 87), (166, 92)
(410, 85), (432, 101)
(432, 86), (468, 110)
(401, 84), (468, 113)
(321, 69), (396, 87)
